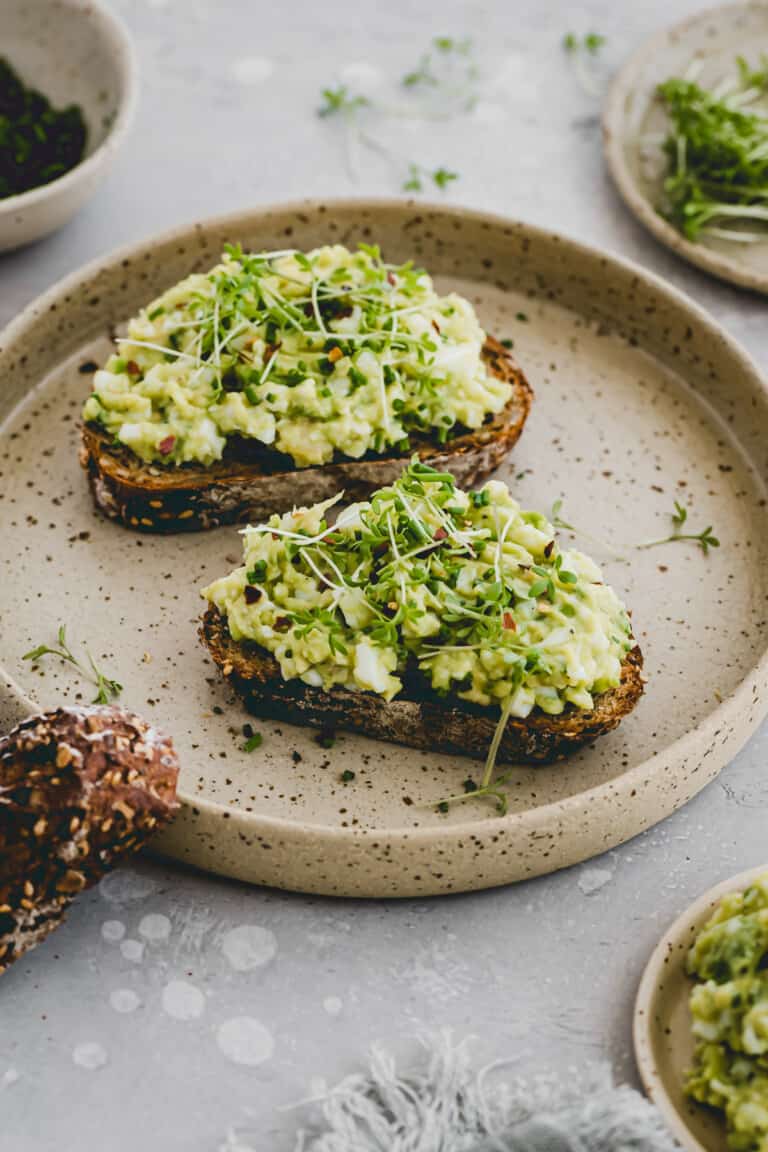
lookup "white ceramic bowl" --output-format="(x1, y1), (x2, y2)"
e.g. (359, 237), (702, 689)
(0, 0), (137, 251)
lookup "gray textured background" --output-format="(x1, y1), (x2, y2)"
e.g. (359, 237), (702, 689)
(1, 1), (766, 1149)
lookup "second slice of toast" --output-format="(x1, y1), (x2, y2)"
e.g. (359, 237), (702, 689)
(201, 605), (644, 767)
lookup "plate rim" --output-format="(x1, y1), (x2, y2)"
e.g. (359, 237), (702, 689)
(2, 197), (768, 892)
(633, 863), (768, 1152)
(602, 1), (768, 295)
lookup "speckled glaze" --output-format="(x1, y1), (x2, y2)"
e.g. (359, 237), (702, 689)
(0, 0), (137, 251)
(1, 200), (767, 898)
(603, 2), (768, 294)
(634, 863), (768, 1152)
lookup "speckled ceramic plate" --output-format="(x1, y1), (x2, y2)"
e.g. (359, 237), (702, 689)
(1, 200), (767, 897)
(634, 864), (768, 1152)
(603, 3), (768, 294)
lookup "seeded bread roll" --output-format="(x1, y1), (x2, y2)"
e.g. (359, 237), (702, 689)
(0, 706), (179, 973)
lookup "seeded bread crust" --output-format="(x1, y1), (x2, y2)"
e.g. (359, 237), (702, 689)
(0, 706), (180, 973)
(200, 606), (644, 766)
(79, 336), (533, 533)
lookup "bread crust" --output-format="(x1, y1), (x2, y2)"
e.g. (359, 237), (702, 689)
(0, 706), (179, 972)
(200, 606), (644, 766)
(79, 336), (533, 533)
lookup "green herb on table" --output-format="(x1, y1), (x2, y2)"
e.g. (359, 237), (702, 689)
(317, 85), (370, 118)
(656, 59), (768, 243)
(403, 163), (459, 192)
(23, 625), (122, 705)
(639, 500), (720, 554)
(434, 696), (516, 816)
(563, 32), (606, 97)
(0, 57), (87, 200)
(317, 37), (470, 191)
(401, 36), (478, 115)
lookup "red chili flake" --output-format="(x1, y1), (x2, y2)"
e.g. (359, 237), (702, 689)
(271, 531), (280, 540)
(158, 435), (175, 455)
(387, 271), (396, 286)
(503, 612), (516, 631)
(431, 319), (441, 334)
(544, 539), (555, 558)
(274, 616), (291, 631)
(125, 360), (140, 375)
(327, 345), (343, 363)
(263, 342), (281, 360)
(433, 527), (448, 541)
(244, 585), (262, 605)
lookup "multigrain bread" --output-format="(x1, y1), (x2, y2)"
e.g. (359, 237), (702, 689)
(79, 337), (532, 533)
(201, 605), (644, 765)
(0, 706), (179, 972)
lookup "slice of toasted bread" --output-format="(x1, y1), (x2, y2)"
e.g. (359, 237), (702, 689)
(79, 337), (532, 533)
(200, 606), (644, 766)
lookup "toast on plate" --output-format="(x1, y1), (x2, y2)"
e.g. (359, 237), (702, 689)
(200, 460), (643, 772)
(79, 244), (532, 532)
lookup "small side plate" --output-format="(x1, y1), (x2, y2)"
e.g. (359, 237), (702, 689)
(634, 864), (768, 1152)
(603, 3), (768, 294)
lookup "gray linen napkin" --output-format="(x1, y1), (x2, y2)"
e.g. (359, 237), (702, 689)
(222, 1031), (677, 1152)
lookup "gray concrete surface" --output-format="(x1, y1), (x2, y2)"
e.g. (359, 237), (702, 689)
(1, 1), (766, 1149)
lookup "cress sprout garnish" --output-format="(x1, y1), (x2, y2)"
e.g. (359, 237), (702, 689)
(316, 37), (474, 188)
(639, 500), (720, 555)
(23, 625), (122, 705)
(403, 164), (459, 192)
(656, 57), (768, 243)
(203, 459), (634, 813)
(551, 498), (720, 558)
(563, 32), (607, 97)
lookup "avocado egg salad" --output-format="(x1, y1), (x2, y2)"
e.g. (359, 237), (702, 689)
(82, 244), (512, 470)
(202, 460), (634, 782)
(687, 873), (768, 1151)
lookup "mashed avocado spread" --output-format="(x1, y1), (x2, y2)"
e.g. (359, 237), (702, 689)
(82, 244), (511, 469)
(687, 873), (768, 1151)
(202, 459), (632, 716)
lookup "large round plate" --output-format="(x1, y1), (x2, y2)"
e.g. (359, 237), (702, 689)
(1, 200), (767, 897)
(603, 3), (768, 294)
(634, 864), (768, 1152)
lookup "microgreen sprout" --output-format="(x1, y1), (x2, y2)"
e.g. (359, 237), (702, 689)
(401, 36), (478, 115)
(317, 86), (370, 118)
(432, 167), (459, 189)
(317, 37), (471, 189)
(656, 60), (768, 243)
(638, 500), (720, 554)
(434, 696), (516, 815)
(23, 625), (123, 705)
(563, 32), (607, 96)
(403, 164), (459, 192)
